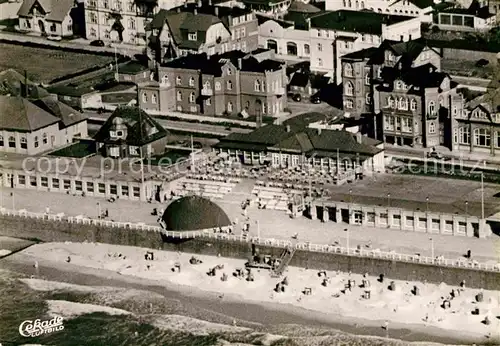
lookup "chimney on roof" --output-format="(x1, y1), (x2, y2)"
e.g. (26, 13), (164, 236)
(214, 6), (218, 16)
(237, 58), (242, 69)
(194, 7), (197, 15)
(209, 0), (212, 5)
(317, 127), (321, 135)
(177, 6), (181, 12)
(355, 132), (362, 143)
(286, 124), (291, 132)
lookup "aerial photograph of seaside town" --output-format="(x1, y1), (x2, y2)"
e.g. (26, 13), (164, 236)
(0, 0), (499, 345)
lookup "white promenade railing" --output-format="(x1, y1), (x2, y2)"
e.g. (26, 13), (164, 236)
(2, 208), (499, 273)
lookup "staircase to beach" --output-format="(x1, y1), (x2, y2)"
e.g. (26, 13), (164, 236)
(271, 247), (296, 278)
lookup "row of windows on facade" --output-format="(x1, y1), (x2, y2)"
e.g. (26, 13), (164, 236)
(88, 12), (137, 30)
(0, 134), (49, 149)
(454, 127), (500, 147)
(384, 115), (418, 133)
(16, 175), (142, 196)
(89, 28), (137, 42)
(87, 0), (134, 12)
(343, 93), (372, 109)
(159, 75), (276, 92)
(231, 26), (247, 41)
(23, 20), (72, 32)
(174, 100), (281, 113)
(343, 63), (385, 82)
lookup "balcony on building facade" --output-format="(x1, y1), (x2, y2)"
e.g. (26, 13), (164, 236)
(201, 87), (213, 96)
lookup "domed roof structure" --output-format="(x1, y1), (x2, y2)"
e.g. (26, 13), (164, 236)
(162, 196), (231, 231)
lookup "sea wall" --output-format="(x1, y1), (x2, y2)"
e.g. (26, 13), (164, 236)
(1, 214), (499, 290)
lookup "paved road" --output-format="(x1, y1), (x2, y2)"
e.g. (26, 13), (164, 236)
(0, 31), (141, 57)
(86, 111), (252, 136)
(386, 145), (500, 169)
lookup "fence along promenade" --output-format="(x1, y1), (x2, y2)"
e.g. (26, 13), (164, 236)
(1, 207), (499, 273)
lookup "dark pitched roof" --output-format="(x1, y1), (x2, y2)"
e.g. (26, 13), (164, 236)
(340, 47), (379, 61)
(378, 63), (450, 91)
(283, 128), (382, 156)
(31, 97), (86, 128)
(282, 112), (329, 130)
(0, 96), (60, 131)
(150, 9), (222, 50)
(93, 106), (168, 146)
(162, 51), (284, 75)
(0, 69), (49, 98)
(118, 61), (149, 75)
(162, 196), (231, 231)
(169, 2), (252, 28)
(310, 10), (410, 34)
(18, 0), (74, 22)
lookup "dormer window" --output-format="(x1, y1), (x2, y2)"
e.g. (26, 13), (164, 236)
(188, 32), (197, 41)
(395, 81), (402, 89)
(227, 68), (232, 75)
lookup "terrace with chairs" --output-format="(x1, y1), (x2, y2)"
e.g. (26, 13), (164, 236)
(170, 173), (241, 200)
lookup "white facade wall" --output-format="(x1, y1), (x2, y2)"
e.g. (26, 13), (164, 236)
(258, 20), (310, 61)
(0, 123), (60, 155)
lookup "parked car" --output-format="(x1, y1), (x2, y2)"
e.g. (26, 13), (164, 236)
(291, 93), (302, 102)
(90, 40), (105, 47)
(47, 35), (62, 41)
(310, 95), (321, 104)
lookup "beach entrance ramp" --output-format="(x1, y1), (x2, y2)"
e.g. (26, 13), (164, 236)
(271, 246), (296, 278)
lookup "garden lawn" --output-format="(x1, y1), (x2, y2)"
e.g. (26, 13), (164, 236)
(0, 43), (113, 83)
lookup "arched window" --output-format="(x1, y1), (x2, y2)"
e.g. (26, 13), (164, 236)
(215, 81), (221, 90)
(267, 39), (277, 53)
(254, 80), (261, 92)
(344, 81), (354, 96)
(176, 76), (182, 85)
(364, 72), (370, 85)
(42, 133), (47, 144)
(189, 77), (195, 87)
(304, 44), (310, 55)
(286, 42), (297, 56)
(129, 18), (135, 30)
(176, 91), (182, 101)
(189, 92), (195, 103)
(33, 136), (38, 148)
(344, 63), (353, 77)
(161, 75), (168, 84)
(361, 1), (365, 8)
(245, 101), (250, 109)
(142, 92), (147, 103)
(204, 81), (211, 90)
(365, 93), (371, 105)
(410, 99), (417, 111)
(226, 80), (232, 90)
(8, 135), (15, 148)
(227, 102), (233, 112)
(428, 101), (436, 115)
(395, 80), (402, 89)
(152, 94), (157, 104)
(20, 136), (27, 149)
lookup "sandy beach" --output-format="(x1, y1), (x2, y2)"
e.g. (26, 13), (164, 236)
(14, 242), (500, 344)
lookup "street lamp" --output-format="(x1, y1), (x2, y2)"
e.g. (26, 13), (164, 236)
(349, 189), (353, 204)
(345, 228), (350, 254)
(465, 201), (468, 217)
(387, 193), (391, 208)
(480, 172), (485, 219)
(430, 237), (434, 259)
(97, 202), (101, 219)
(426, 197), (429, 214)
